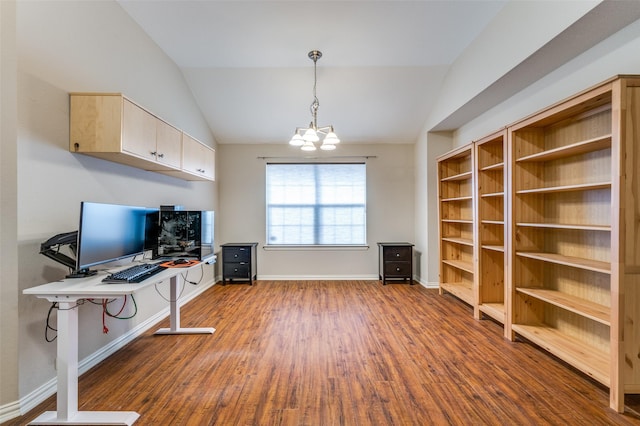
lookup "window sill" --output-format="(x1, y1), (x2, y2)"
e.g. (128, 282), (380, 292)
(263, 245), (369, 251)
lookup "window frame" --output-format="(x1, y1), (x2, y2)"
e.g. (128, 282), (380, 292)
(264, 162), (368, 249)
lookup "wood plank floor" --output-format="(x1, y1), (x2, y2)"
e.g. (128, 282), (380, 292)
(7, 280), (640, 425)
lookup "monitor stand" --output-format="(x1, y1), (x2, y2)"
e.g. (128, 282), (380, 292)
(66, 269), (97, 279)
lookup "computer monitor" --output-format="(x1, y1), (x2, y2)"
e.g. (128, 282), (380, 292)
(70, 202), (149, 277)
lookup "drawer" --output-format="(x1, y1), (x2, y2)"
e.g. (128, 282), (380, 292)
(223, 247), (251, 262)
(383, 246), (411, 261)
(384, 261), (411, 277)
(223, 262), (250, 278)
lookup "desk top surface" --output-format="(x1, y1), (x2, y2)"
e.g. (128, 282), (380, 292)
(24, 261), (204, 299)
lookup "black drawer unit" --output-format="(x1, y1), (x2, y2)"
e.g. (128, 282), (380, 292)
(378, 242), (414, 285)
(221, 243), (258, 285)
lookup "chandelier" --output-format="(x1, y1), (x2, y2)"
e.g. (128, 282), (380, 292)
(289, 50), (340, 151)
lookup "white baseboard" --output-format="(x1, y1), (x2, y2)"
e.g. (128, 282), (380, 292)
(256, 276), (439, 289)
(1, 279), (215, 423)
(257, 274), (380, 281)
(416, 280), (439, 289)
(0, 400), (22, 424)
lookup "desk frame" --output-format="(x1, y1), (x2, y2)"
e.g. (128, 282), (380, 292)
(23, 264), (214, 425)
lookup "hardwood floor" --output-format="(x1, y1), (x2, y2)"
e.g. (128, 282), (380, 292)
(7, 280), (640, 425)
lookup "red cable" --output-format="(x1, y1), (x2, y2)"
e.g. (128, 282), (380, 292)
(101, 296), (129, 333)
(102, 299), (109, 334)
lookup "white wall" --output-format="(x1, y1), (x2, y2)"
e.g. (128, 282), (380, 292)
(2, 0), (219, 420)
(413, 132), (452, 286)
(1, 0), (20, 412)
(425, 0), (601, 132)
(218, 143), (415, 280)
(454, 17), (640, 147)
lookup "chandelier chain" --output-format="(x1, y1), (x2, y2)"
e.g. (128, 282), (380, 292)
(310, 53), (319, 129)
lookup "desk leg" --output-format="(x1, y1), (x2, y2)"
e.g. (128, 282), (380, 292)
(29, 301), (139, 425)
(154, 275), (215, 335)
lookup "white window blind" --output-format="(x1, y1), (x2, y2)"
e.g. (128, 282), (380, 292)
(266, 163), (366, 245)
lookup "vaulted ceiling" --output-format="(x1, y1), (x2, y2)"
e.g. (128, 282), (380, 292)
(116, 1), (640, 145)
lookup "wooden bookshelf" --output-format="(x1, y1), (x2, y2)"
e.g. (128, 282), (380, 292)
(474, 130), (508, 332)
(436, 76), (640, 411)
(437, 144), (476, 311)
(506, 75), (640, 411)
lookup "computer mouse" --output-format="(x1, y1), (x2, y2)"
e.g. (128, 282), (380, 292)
(173, 259), (188, 265)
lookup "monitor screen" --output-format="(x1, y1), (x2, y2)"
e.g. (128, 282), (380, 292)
(75, 202), (148, 275)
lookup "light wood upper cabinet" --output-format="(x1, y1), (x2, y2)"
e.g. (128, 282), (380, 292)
(181, 133), (215, 180)
(153, 118), (182, 170)
(121, 98), (158, 162)
(70, 93), (214, 181)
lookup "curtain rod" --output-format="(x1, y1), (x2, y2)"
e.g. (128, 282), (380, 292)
(257, 155), (377, 160)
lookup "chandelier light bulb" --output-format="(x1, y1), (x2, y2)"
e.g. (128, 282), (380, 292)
(302, 127), (319, 142)
(289, 133), (304, 146)
(320, 141), (337, 151)
(323, 131), (340, 145)
(301, 140), (317, 151)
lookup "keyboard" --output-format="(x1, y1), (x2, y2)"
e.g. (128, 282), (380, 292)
(102, 263), (167, 283)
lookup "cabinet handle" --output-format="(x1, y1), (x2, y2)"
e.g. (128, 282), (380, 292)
(197, 168), (205, 173)
(396, 267), (401, 272)
(396, 253), (400, 257)
(150, 151), (157, 156)
(157, 153), (164, 158)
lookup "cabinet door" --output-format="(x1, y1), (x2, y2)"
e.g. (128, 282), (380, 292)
(122, 99), (157, 161)
(155, 120), (181, 169)
(200, 145), (215, 180)
(182, 133), (215, 180)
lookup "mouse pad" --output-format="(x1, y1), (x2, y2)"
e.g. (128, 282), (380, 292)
(160, 259), (200, 268)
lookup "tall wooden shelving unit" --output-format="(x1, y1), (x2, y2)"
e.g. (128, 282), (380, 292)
(507, 75), (640, 411)
(437, 144), (477, 315)
(474, 130), (509, 335)
(436, 76), (640, 411)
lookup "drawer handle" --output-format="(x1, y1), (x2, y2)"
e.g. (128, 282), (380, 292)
(396, 267), (401, 272)
(234, 268), (238, 272)
(395, 253), (400, 257)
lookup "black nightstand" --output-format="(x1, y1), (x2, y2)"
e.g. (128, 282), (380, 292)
(221, 243), (258, 285)
(378, 242), (414, 285)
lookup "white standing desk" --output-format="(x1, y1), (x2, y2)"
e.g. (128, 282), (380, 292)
(23, 262), (215, 425)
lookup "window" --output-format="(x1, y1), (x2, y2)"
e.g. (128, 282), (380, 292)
(266, 163), (366, 245)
